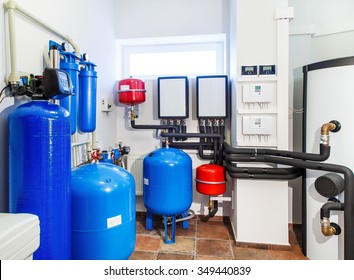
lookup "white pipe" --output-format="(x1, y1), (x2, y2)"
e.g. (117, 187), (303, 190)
(4, 0), (81, 83)
(5, 0), (19, 83)
(71, 140), (90, 148)
(91, 131), (97, 150)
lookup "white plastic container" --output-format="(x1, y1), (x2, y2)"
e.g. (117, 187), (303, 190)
(0, 213), (40, 260)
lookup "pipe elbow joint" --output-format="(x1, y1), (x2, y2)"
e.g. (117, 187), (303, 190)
(320, 121), (341, 145)
(321, 218), (341, 236)
(321, 218), (335, 236)
(321, 122), (336, 135)
(5, 0), (16, 10)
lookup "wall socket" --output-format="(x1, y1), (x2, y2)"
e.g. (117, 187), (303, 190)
(100, 98), (113, 112)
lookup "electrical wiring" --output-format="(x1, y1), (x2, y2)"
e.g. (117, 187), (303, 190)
(0, 85), (12, 104)
(0, 85), (10, 99)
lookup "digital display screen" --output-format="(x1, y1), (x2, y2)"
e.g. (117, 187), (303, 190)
(245, 66), (255, 72)
(262, 66), (272, 71)
(58, 71), (70, 91)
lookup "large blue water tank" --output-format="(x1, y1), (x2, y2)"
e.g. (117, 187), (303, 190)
(143, 147), (192, 216)
(71, 163), (136, 260)
(8, 100), (71, 260)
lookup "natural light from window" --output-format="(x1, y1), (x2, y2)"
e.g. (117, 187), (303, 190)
(118, 34), (226, 78)
(129, 50), (217, 77)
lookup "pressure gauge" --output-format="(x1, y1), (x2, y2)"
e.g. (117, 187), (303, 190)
(259, 65), (276, 75)
(61, 42), (70, 52)
(241, 65), (257, 76)
(82, 53), (89, 61)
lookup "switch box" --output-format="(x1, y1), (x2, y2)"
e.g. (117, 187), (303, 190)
(242, 83), (274, 103)
(100, 98), (113, 112)
(242, 115), (275, 135)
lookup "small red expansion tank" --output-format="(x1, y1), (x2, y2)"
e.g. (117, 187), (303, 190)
(118, 77), (146, 105)
(195, 164), (226, 195)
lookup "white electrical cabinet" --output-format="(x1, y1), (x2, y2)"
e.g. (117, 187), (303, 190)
(230, 0), (292, 249)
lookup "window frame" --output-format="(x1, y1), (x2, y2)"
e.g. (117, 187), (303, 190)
(117, 34), (226, 79)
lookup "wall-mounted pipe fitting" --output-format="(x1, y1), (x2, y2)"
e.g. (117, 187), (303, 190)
(321, 218), (341, 236)
(320, 120), (341, 146)
(320, 201), (344, 236)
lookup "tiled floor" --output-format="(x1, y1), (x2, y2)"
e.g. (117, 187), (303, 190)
(129, 212), (309, 260)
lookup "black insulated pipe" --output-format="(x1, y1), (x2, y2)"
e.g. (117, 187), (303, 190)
(161, 132), (223, 165)
(315, 173), (345, 198)
(223, 142), (330, 161)
(320, 201), (345, 219)
(258, 156), (354, 260)
(131, 119), (178, 132)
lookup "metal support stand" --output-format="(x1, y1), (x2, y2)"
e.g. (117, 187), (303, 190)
(145, 211), (190, 244)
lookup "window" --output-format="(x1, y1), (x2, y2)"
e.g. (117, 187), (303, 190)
(117, 34), (226, 78)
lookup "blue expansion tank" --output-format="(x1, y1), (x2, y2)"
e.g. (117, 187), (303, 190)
(143, 147), (192, 216)
(71, 163), (136, 260)
(8, 100), (71, 260)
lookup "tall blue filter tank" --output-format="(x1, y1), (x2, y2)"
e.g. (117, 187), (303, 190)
(78, 60), (97, 132)
(8, 101), (71, 260)
(143, 148), (192, 216)
(60, 52), (80, 135)
(71, 163), (136, 260)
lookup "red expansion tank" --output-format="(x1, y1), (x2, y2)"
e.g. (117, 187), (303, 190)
(195, 164), (226, 195)
(118, 78), (146, 105)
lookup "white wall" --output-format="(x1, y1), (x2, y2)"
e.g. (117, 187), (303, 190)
(115, 0), (229, 39)
(0, 0), (117, 212)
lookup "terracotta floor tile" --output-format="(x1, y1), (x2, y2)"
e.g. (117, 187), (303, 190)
(131, 213), (307, 260)
(196, 255), (233, 260)
(197, 223), (230, 240)
(160, 236), (195, 254)
(157, 252), (194, 260)
(196, 239), (233, 259)
(233, 247), (273, 260)
(129, 250), (158, 260)
(270, 246), (309, 260)
(135, 235), (162, 252)
(176, 224), (196, 238)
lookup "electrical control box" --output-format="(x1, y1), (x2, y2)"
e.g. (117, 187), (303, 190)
(196, 75), (228, 119)
(242, 115), (275, 135)
(100, 98), (113, 112)
(242, 83), (274, 103)
(158, 76), (189, 119)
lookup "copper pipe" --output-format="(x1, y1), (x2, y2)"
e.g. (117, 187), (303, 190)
(321, 122), (337, 135)
(321, 218), (337, 236)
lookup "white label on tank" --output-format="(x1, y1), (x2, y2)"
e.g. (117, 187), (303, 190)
(120, 85), (130, 90)
(107, 214), (122, 228)
(144, 178), (149, 186)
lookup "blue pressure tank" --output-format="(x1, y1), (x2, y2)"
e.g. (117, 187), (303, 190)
(78, 60), (97, 132)
(71, 163), (136, 260)
(8, 101), (71, 260)
(143, 147), (192, 216)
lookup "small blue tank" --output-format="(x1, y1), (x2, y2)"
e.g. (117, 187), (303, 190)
(78, 61), (97, 132)
(71, 163), (135, 260)
(143, 147), (192, 216)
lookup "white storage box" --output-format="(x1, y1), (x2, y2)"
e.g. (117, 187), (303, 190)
(0, 213), (40, 260)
